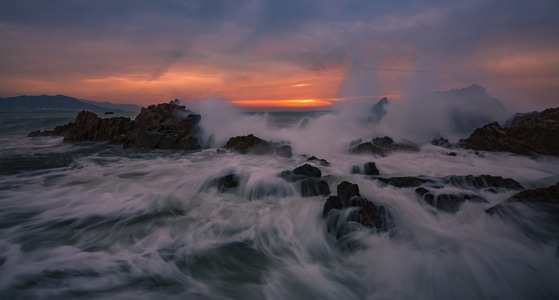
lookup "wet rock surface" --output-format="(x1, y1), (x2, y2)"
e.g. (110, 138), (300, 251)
(462, 107), (559, 156)
(279, 164), (330, 197)
(351, 136), (419, 156)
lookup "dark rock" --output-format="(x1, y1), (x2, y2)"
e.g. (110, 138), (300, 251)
(293, 164), (322, 178)
(369, 97), (389, 123)
(275, 145), (293, 158)
(431, 137), (452, 148)
(462, 107), (559, 156)
(351, 162), (380, 175)
(446, 152), (457, 157)
(279, 170), (298, 182)
(444, 175), (523, 191)
(27, 130), (55, 137)
(37, 102), (203, 151)
(300, 179), (330, 197)
(351, 136), (419, 156)
(307, 156), (330, 166)
(224, 134), (273, 155)
(216, 174), (240, 192)
(65, 111), (134, 142)
(337, 181), (360, 204)
(415, 187), (487, 213)
(323, 196), (342, 217)
(323, 181), (392, 234)
(485, 182), (559, 242)
(377, 176), (432, 188)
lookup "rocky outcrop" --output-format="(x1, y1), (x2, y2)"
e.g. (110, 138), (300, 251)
(485, 181), (559, 242)
(279, 164), (330, 197)
(30, 101), (202, 151)
(376, 174), (523, 192)
(462, 107), (559, 156)
(323, 181), (392, 237)
(351, 136), (419, 156)
(64, 111), (134, 143)
(223, 134), (292, 157)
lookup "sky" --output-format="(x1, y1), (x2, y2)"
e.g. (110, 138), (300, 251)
(0, 0), (558, 111)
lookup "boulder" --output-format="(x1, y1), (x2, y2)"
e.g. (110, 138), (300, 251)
(224, 134), (273, 155)
(307, 156), (330, 166)
(323, 181), (391, 234)
(462, 107), (559, 156)
(64, 111), (133, 142)
(279, 164), (330, 197)
(351, 136), (419, 156)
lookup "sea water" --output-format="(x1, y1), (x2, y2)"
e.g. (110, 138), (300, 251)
(1, 107), (558, 300)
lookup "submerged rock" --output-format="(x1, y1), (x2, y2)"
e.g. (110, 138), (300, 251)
(306, 156), (331, 166)
(462, 107), (559, 156)
(376, 174), (523, 192)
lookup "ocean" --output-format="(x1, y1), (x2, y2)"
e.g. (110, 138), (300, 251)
(1, 105), (559, 299)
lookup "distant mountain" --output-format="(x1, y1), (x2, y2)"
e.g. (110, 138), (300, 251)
(0, 95), (140, 114)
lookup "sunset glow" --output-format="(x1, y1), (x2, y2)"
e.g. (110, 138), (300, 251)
(0, 1), (558, 110)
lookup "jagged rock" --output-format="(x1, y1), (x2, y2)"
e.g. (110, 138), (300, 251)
(224, 134), (273, 155)
(462, 107), (559, 156)
(64, 111), (133, 142)
(351, 136), (419, 156)
(323, 181), (391, 234)
(31, 102), (203, 151)
(415, 187), (487, 213)
(351, 162), (379, 175)
(431, 137), (452, 148)
(486, 181), (559, 215)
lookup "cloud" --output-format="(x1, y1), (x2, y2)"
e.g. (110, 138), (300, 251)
(0, 0), (558, 108)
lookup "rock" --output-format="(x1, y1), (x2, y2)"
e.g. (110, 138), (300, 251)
(224, 134), (273, 155)
(216, 174), (240, 192)
(336, 181), (361, 204)
(274, 145), (293, 158)
(415, 187), (487, 213)
(323, 196), (343, 217)
(35, 102), (203, 151)
(431, 137), (452, 148)
(377, 176), (433, 188)
(27, 130), (55, 137)
(444, 175), (523, 192)
(300, 179), (330, 197)
(65, 111), (134, 142)
(462, 107), (559, 156)
(351, 162), (380, 175)
(307, 156), (330, 166)
(293, 164), (321, 178)
(279, 164), (328, 197)
(485, 182), (559, 242)
(351, 136), (419, 156)
(323, 181), (392, 234)
(369, 97), (389, 123)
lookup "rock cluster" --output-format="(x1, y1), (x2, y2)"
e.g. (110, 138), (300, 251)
(29, 101), (202, 151)
(462, 107), (559, 156)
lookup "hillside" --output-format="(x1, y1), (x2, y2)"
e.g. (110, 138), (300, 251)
(0, 95), (140, 114)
